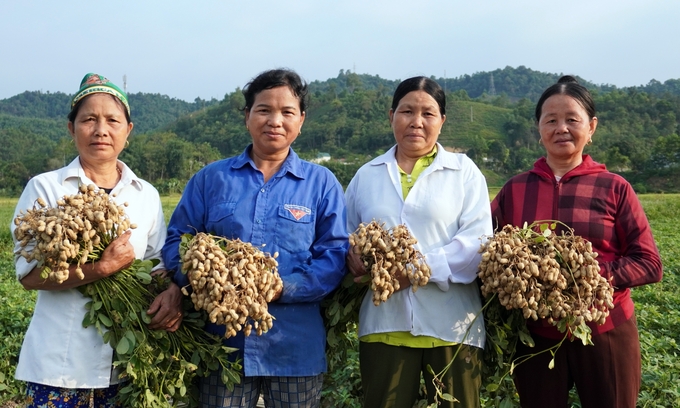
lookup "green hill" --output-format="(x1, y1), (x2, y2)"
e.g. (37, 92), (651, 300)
(0, 66), (679, 194)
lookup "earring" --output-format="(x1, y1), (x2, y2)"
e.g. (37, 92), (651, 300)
(125, 140), (130, 148)
(587, 139), (593, 145)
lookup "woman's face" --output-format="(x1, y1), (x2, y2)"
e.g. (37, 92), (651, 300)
(245, 86), (305, 157)
(390, 90), (446, 158)
(68, 93), (133, 167)
(538, 94), (597, 163)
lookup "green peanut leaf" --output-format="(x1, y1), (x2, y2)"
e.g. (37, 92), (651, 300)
(329, 312), (340, 326)
(119, 384), (134, 395)
(486, 383), (499, 392)
(441, 393), (455, 402)
(140, 311), (152, 324)
(343, 300), (355, 315)
(145, 389), (157, 403)
(98, 314), (112, 327)
(500, 397), (514, 408)
(327, 302), (339, 316)
(82, 314), (94, 328)
(130, 331), (142, 344)
(518, 330), (535, 347)
(191, 350), (200, 366)
(116, 337), (130, 355)
(224, 369), (241, 386)
(327, 329), (338, 347)
(124, 330), (136, 347)
(135, 271), (152, 285)
(341, 272), (355, 288)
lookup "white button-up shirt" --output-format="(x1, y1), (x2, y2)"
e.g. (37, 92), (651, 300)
(345, 144), (492, 348)
(11, 157), (166, 388)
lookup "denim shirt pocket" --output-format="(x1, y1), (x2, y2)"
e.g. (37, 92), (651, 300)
(207, 202), (237, 234)
(275, 204), (315, 253)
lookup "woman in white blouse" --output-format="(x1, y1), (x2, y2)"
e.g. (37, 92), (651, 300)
(10, 73), (182, 408)
(345, 76), (492, 408)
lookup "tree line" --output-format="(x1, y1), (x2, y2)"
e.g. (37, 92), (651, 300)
(1, 67), (679, 195)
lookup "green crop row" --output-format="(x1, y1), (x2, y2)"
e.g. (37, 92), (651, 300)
(1, 195), (679, 407)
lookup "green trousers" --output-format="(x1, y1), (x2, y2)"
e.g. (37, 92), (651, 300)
(359, 342), (482, 408)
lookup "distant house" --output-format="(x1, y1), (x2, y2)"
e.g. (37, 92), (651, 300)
(311, 152), (331, 163)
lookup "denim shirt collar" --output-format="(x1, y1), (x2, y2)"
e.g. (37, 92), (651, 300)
(232, 144), (306, 180)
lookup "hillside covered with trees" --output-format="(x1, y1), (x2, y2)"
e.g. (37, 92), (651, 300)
(1, 66), (679, 194)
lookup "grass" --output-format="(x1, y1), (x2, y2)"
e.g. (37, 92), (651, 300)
(1, 194), (679, 407)
(161, 194), (181, 225)
(632, 195), (680, 407)
(0, 198), (34, 399)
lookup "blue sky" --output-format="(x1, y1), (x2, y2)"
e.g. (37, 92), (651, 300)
(2, 0), (678, 102)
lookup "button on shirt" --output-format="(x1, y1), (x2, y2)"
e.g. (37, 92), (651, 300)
(11, 157), (166, 388)
(162, 146), (348, 376)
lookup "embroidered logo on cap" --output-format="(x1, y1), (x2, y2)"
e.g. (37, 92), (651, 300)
(85, 74), (110, 86)
(285, 204), (311, 221)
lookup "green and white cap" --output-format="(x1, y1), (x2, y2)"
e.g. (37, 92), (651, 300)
(71, 73), (130, 115)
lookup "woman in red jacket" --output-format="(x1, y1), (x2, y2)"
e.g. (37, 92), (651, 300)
(491, 75), (662, 408)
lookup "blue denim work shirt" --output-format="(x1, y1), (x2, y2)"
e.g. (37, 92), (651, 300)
(162, 145), (348, 376)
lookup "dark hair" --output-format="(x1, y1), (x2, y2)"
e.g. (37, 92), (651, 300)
(391, 76), (446, 116)
(67, 94), (131, 123)
(242, 69), (308, 113)
(535, 75), (596, 122)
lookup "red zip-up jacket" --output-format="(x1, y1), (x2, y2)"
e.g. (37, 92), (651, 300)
(491, 155), (662, 338)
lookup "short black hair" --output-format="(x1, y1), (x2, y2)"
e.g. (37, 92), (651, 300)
(242, 68), (308, 113)
(391, 76), (446, 116)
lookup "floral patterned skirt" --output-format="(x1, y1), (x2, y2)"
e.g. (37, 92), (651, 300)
(24, 382), (123, 408)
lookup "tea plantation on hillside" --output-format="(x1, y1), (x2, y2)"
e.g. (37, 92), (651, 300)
(1, 195), (678, 407)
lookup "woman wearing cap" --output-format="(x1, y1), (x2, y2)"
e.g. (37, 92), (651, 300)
(10, 73), (183, 407)
(162, 68), (348, 408)
(345, 76), (492, 408)
(491, 75), (662, 407)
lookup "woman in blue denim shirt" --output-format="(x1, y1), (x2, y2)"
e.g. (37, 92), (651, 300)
(162, 69), (348, 408)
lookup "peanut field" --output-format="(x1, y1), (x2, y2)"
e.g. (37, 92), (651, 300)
(1, 194), (678, 407)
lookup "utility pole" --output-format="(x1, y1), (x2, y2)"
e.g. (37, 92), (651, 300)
(489, 73), (496, 96)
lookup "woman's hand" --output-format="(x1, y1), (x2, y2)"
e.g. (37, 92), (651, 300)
(395, 268), (412, 292)
(20, 230), (136, 290)
(96, 231), (136, 277)
(147, 276), (183, 332)
(347, 244), (411, 291)
(269, 283), (283, 302)
(347, 245), (368, 283)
